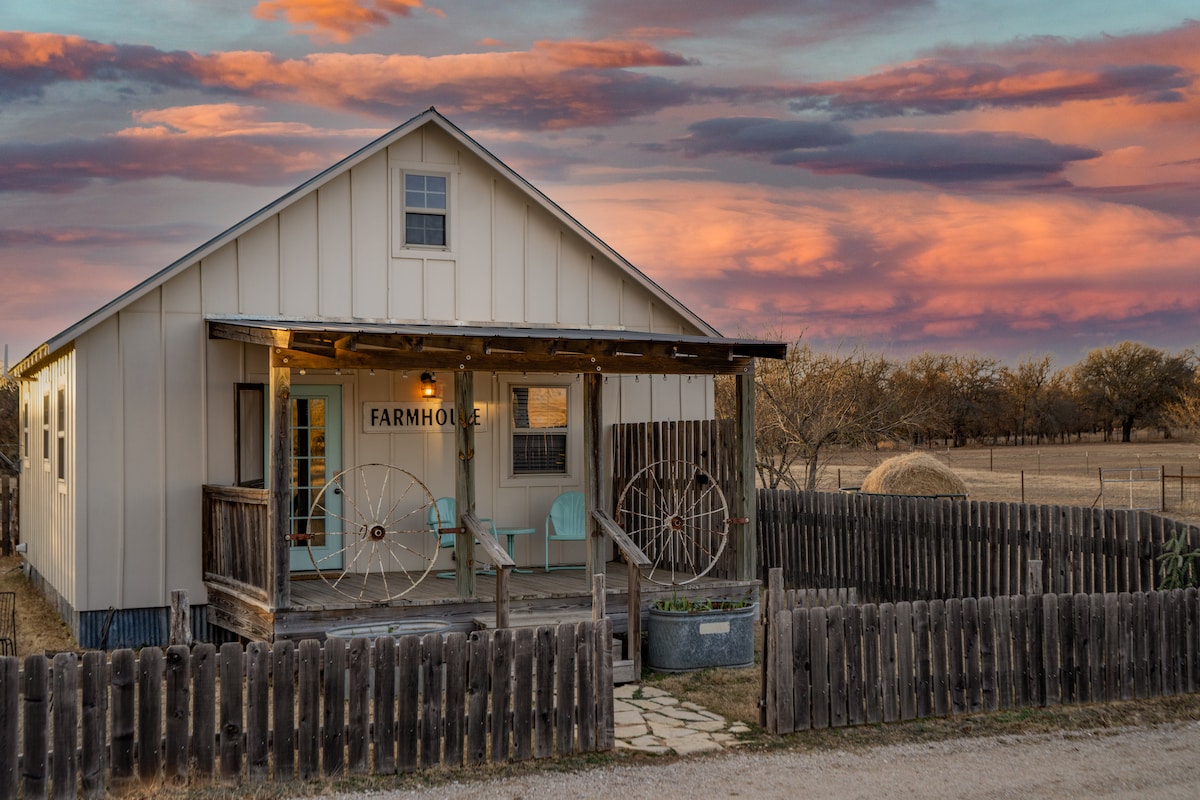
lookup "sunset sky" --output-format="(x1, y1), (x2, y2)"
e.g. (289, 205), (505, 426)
(2, 1), (1198, 369)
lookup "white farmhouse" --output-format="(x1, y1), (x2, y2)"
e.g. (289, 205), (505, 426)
(13, 109), (783, 651)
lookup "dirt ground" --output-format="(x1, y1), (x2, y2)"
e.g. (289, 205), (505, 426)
(311, 722), (1200, 800)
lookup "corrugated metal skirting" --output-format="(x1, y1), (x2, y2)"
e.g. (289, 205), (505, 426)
(76, 604), (238, 650)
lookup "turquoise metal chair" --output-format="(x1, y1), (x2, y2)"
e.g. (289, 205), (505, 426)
(543, 491), (586, 571)
(430, 497), (496, 576)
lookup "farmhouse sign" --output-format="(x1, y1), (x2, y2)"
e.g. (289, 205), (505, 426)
(363, 402), (489, 434)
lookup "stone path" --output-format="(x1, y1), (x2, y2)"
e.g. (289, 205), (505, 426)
(612, 684), (752, 756)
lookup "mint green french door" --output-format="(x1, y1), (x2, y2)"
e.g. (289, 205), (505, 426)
(290, 385), (343, 572)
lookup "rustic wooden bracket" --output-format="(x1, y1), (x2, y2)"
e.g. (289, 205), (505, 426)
(727, 517), (750, 525)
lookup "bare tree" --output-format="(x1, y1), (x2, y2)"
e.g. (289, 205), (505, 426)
(999, 355), (1054, 444)
(748, 340), (922, 491)
(0, 372), (17, 475)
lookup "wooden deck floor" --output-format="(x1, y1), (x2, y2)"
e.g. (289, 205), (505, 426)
(207, 563), (760, 643)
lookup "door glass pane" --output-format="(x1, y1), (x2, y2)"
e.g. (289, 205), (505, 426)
(291, 398), (328, 548)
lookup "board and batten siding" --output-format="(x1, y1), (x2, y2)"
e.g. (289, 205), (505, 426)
(18, 349), (77, 617)
(35, 118), (715, 621)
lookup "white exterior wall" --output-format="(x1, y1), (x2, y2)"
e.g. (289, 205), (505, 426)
(48, 119), (715, 610)
(19, 350), (77, 614)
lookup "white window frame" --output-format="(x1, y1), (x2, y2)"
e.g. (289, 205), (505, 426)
(499, 375), (579, 487)
(56, 385), (66, 483)
(21, 395), (29, 467)
(41, 391), (50, 472)
(391, 165), (456, 256)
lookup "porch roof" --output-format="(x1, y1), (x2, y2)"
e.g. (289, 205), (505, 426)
(208, 317), (787, 375)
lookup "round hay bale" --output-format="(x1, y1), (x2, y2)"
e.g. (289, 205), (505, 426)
(859, 452), (968, 497)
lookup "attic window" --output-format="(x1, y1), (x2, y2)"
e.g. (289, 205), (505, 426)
(404, 173), (447, 247)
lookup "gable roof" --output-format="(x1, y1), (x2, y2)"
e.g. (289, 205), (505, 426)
(15, 108), (720, 377)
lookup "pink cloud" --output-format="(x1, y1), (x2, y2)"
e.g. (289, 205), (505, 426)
(550, 179), (1200, 348)
(0, 31), (694, 130)
(785, 21), (1200, 119)
(0, 104), (378, 192)
(253, 0), (428, 43)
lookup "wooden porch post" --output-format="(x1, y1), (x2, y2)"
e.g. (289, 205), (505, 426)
(454, 371), (477, 599)
(584, 372), (606, 581)
(269, 359), (291, 610)
(734, 363), (757, 582)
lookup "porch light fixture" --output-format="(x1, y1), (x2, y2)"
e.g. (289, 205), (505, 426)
(420, 371), (441, 400)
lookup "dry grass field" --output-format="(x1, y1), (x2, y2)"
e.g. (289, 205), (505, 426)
(0, 554), (78, 657)
(817, 438), (1200, 527)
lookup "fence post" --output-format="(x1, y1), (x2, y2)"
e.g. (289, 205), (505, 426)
(169, 590), (192, 646)
(762, 568), (784, 729)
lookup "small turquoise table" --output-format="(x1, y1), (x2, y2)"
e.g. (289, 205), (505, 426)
(495, 527), (537, 572)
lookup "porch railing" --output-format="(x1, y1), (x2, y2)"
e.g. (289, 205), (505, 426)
(202, 485), (271, 601)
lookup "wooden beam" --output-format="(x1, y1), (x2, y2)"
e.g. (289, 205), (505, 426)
(269, 361), (291, 611)
(209, 322), (292, 349)
(461, 513), (513, 568)
(584, 372), (606, 583)
(208, 321), (788, 367)
(734, 364), (757, 582)
(591, 510), (651, 568)
(455, 371), (476, 599)
(279, 348), (757, 376)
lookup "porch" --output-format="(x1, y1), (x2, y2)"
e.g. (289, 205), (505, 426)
(206, 559), (759, 642)
(200, 320), (784, 670)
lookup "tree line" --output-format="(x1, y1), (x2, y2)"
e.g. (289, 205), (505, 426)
(718, 340), (1199, 492)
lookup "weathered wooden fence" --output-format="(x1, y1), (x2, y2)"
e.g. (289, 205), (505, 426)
(612, 420), (737, 580)
(0, 620), (614, 798)
(763, 569), (1200, 734)
(758, 490), (1200, 603)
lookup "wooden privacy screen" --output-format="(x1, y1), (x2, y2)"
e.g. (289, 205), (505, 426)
(0, 620), (614, 798)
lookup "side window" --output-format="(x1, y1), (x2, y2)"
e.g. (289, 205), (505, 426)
(511, 386), (568, 475)
(42, 392), (50, 467)
(21, 399), (29, 464)
(235, 384), (266, 488)
(403, 173), (447, 247)
(56, 387), (66, 481)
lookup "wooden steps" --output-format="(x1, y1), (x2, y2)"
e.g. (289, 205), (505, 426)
(472, 610), (638, 683)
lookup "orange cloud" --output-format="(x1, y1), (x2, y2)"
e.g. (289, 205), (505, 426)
(550, 178), (1200, 346)
(0, 31), (693, 129)
(254, 0), (427, 43)
(118, 103), (385, 139)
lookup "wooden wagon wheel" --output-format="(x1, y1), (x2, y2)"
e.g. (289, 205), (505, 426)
(615, 458), (730, 586)
(304, 463), (443, 602)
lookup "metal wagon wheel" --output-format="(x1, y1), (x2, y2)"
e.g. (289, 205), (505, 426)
(304, 463), (443, 602)
(615, 458), (730, 586)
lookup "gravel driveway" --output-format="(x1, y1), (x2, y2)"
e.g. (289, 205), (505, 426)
(317, 722), (1200, 800)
